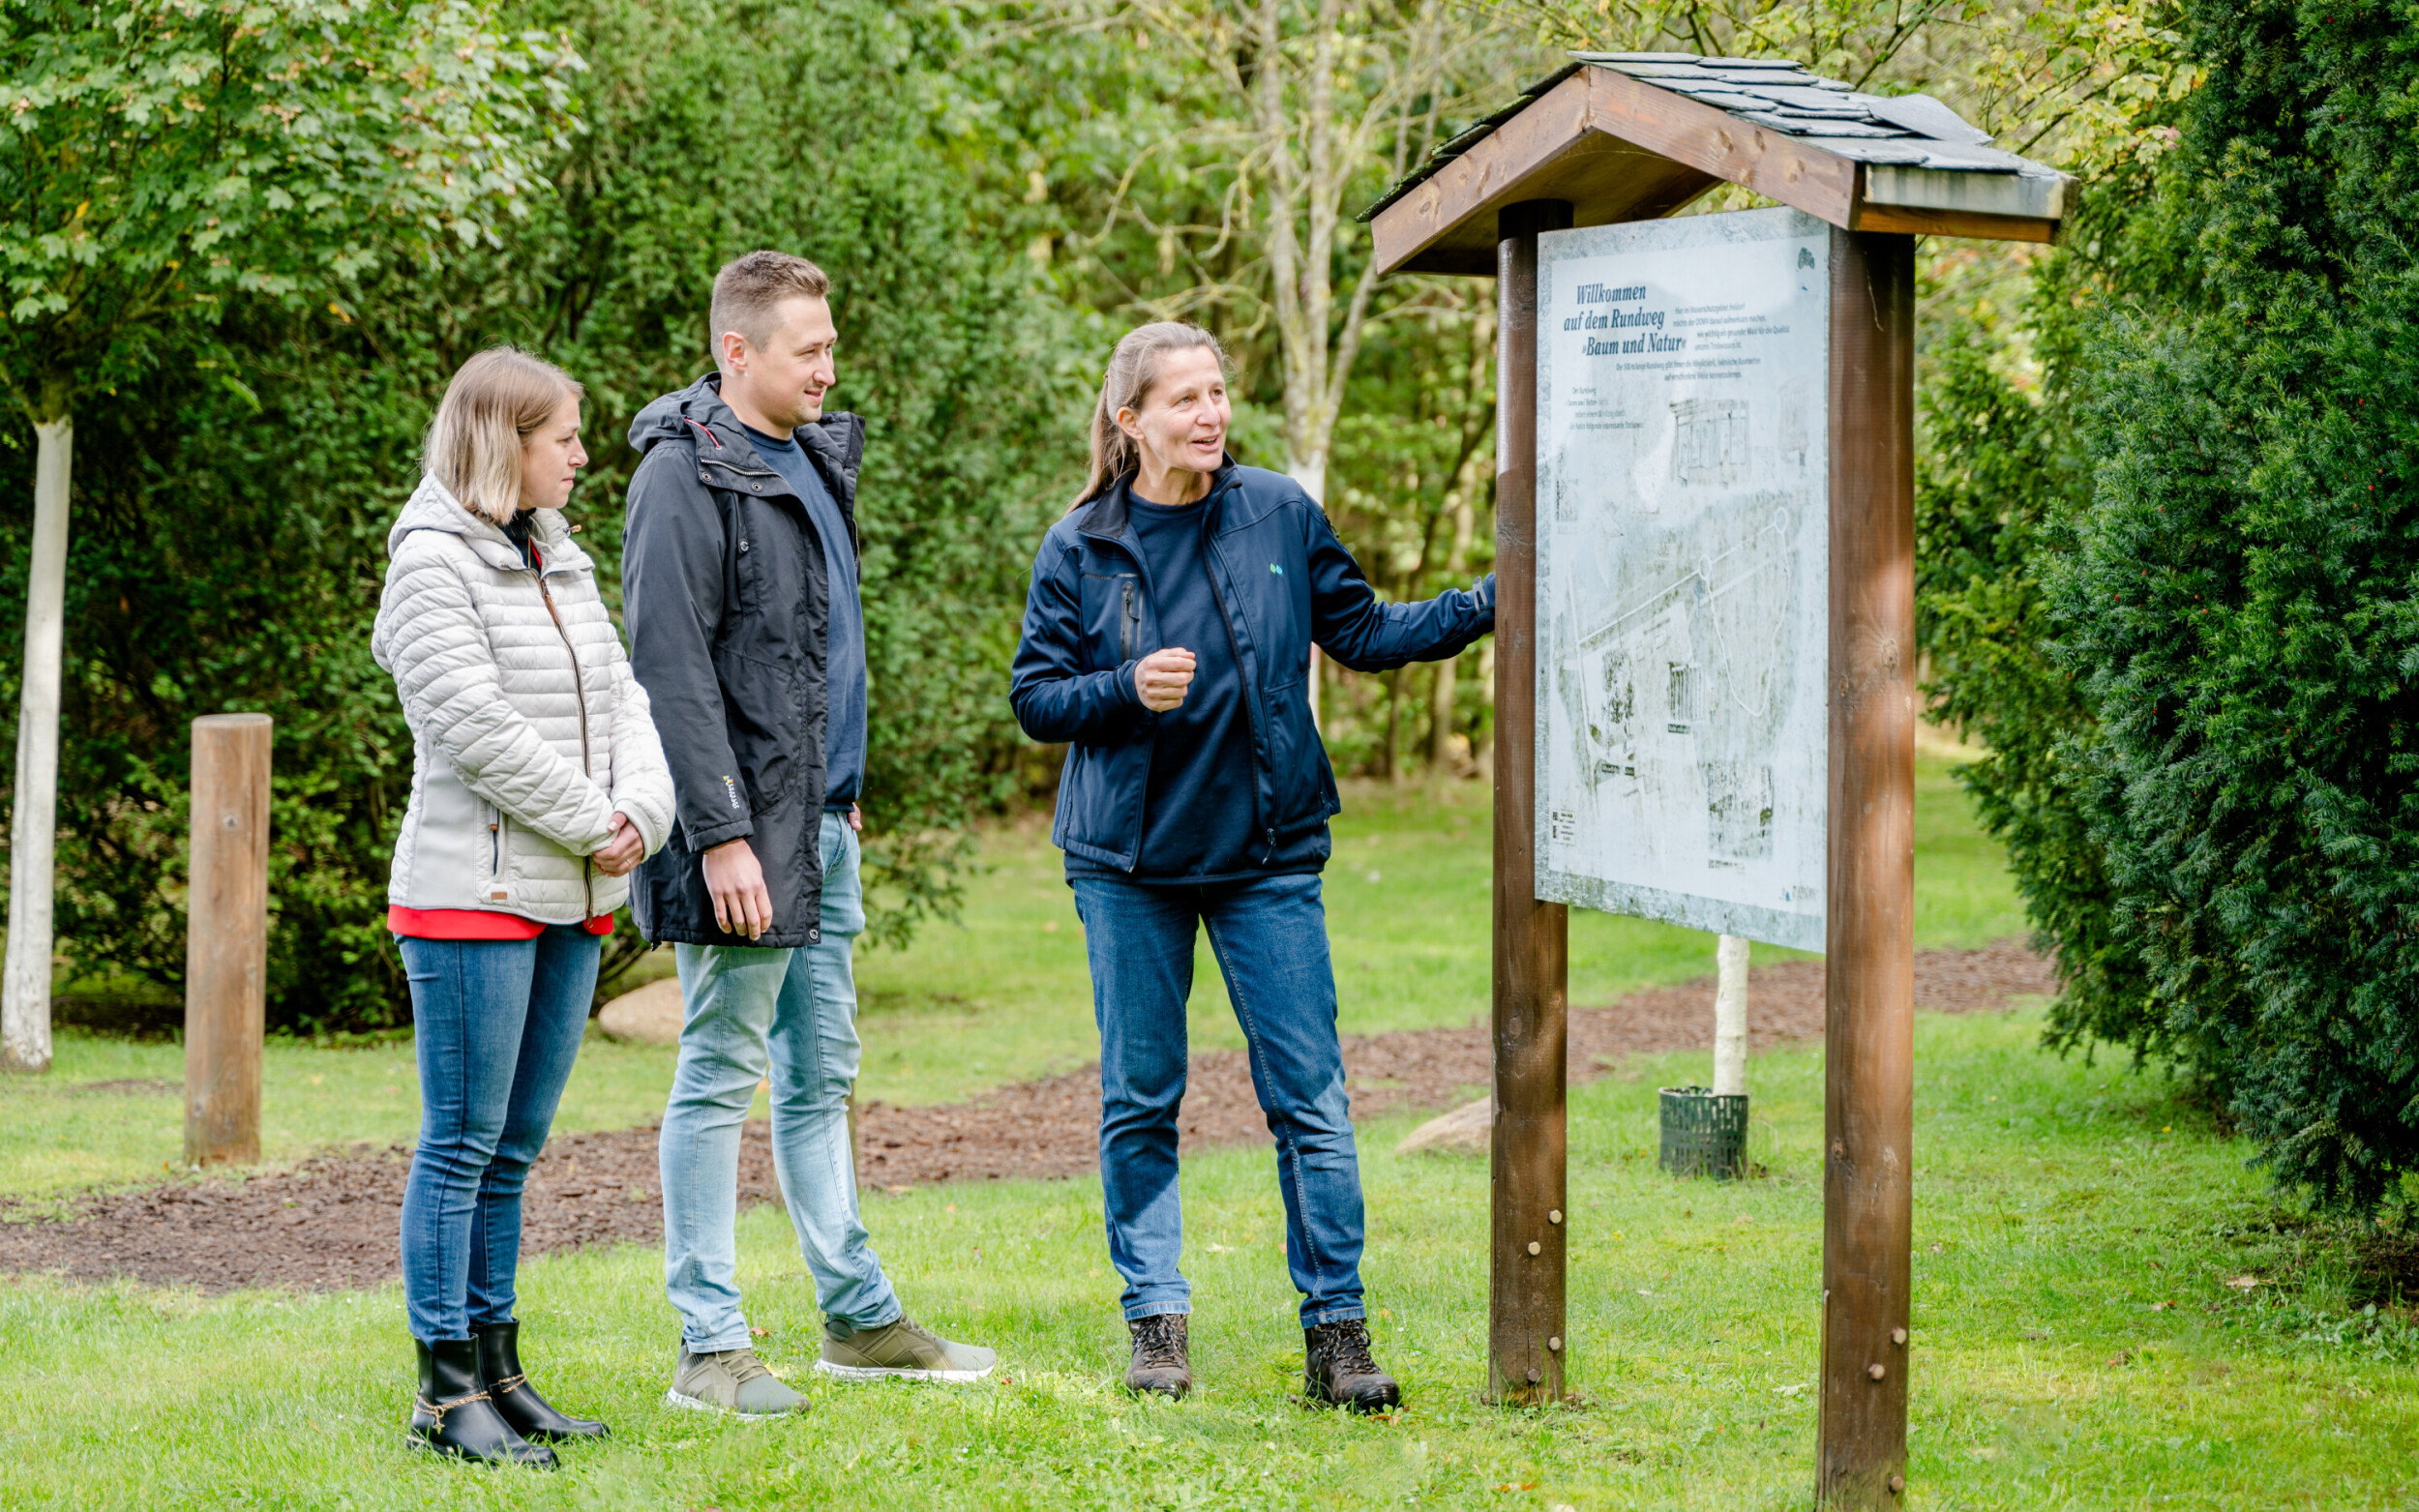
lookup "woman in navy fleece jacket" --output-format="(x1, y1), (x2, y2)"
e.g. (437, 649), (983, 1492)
(1009, 321), (1493, 1412)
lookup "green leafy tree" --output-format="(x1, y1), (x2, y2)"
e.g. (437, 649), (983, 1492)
(0, 0), (576, 1070)
(1, 0), (1081, 1035)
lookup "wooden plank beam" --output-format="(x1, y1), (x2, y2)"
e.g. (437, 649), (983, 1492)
(185, 713), (273, 1167)
(1848, 200), (2060, 244)
(1489, 197), (1573, 1406)
(1371, 72), (1717, 278)
(1584, 68), (1860, 230)
(1816, 229), (1918, 1508)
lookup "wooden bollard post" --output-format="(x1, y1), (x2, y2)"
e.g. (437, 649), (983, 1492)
(185, 714), (272, 1167)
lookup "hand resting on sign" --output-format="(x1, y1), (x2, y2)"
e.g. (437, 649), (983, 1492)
(1135, 647), (1196, 712)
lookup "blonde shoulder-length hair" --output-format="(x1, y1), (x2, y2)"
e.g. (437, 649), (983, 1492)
(423, 347), (582, 526)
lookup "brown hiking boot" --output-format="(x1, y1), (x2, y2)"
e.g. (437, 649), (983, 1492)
(1303, 1319), (1400, 1413)
(1124, 1313), (1192, 1400)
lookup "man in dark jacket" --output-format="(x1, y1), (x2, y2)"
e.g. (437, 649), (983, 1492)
(624, 251), (994, 1417)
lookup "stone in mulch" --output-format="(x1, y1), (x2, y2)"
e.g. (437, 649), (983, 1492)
(0, 943), (2051, 1294)
(597, 976), (684, 1046)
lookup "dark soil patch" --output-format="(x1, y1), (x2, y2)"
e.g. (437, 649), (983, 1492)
(0, 943), (2050, 1294)
(67, 1079), (180, 1097)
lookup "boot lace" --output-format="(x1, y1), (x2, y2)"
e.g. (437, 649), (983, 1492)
(1318, 1319), (1381, 1379)
(1132, 1315), (1187, 1371)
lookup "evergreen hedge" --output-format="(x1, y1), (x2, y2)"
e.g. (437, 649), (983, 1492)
(1924, 0), (2419, 1209)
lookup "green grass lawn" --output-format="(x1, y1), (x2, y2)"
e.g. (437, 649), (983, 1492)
(4, 758), (2413, 1505)
(847, 758), (2022, 1102)
(0, 760), (2022, 1199)
(4, 1006), (2414, 1508)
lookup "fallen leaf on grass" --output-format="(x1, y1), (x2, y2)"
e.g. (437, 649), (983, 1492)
(1493, 1483), (1538, 1494)
(749, 1325), (769, 1338)
(2225, 1274), (2265, 1290)
(1775, 1383), (1807, 1397)
(2151, 1300), (2177, 1311)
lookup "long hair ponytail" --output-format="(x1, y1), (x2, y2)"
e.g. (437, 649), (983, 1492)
(1069, 321), (1228, 510)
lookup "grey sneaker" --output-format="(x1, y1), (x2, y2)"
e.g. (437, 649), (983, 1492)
(664, 1346), (807, 1418)
(814, 1316), (998, 1382)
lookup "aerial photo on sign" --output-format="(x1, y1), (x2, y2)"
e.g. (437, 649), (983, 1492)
(1534, 207), (1831, 951)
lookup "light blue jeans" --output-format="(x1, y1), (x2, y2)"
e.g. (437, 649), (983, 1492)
(659, 811), (901, 1351)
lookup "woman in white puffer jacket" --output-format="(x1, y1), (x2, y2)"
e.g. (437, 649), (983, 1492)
(371, 347), (674, 1468)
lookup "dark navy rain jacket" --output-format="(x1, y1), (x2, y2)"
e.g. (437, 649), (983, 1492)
(1009, 460), (1495, 875)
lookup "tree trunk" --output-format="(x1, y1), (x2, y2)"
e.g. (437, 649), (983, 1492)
(1382, 668), (1403, 784)
(1714, 933), (1749, 1096)
(1291, 452), (1328, 731)
(1430, 449), (1482, 769)
(4, 407), (73, 1074)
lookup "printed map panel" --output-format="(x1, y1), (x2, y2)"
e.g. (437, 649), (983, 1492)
(1534, 208), (1830, 950)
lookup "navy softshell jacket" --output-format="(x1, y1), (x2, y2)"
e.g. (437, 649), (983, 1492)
(1008, 460), (1495, 875)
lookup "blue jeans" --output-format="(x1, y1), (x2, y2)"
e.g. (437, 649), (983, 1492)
(397, 925), (600, 1343)
(659, 812), (899, 1351)
(1071, 872), (1367, 1328)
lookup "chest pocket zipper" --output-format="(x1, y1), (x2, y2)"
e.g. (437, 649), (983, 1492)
(1120, 578), (1138, 662)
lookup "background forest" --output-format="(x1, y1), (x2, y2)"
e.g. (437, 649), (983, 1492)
(15, 0), (2417, 1214)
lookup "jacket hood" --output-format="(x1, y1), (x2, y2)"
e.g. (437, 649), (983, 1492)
(386, 474), (592, 576)
(628, 373), (866, 499)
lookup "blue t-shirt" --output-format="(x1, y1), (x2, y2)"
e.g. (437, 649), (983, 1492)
(742, 424), (864, 807)
(1067, 485), (1327, 884)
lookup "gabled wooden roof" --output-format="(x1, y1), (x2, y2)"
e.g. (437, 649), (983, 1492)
(1364, 56), (2072, 276)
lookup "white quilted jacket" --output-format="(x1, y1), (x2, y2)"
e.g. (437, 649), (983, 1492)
(372, 477), (675, 924)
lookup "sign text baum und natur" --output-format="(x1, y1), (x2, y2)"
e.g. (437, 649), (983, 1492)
(1568, 283), (1687, 353)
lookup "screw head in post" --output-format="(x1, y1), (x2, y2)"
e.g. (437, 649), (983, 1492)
(1547, 1336), (1562, 1351)
(1526, 1367), (1540, 1383)
(1549, 1209), (1563, 1224)
(1867, 1362), (1886, 1380)
(1889, 1474), (1906, 1496)
(1892, 1326), (1908, 1346)
(1527, 1239), (1541, 1256)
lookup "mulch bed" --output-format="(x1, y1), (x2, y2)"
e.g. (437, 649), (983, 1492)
(0, 943), (2050, 1294)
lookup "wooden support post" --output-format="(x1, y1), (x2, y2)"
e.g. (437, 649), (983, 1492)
(185, 714), (273, 1167)
(1490, 197), (1573, 1405)
(1816, 229), (1918, 1507)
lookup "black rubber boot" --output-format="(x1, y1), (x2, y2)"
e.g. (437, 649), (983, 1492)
(474, 1320), (609, 1442)
(1303, 1319), (1402, 1413)
(1124, 1313), (1193, 1401)
(408, 1337), (555, 1468)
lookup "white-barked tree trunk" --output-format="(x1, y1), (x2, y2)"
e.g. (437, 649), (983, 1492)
(1713, 932), (1748, 1096)
(3, 413), (73, 1073)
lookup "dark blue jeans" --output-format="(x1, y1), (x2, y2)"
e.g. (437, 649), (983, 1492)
(398, 926), (599, 1343)
(1071, 873), (1366, 1328)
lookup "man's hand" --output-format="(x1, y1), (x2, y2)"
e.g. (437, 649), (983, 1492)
(593, 812), (644, 877)
(1135, 647), (1197, 712)
(702, 838), (773, 939)
(847, 803), (862, 833)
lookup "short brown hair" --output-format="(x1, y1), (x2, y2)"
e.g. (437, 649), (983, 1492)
(423, 347), (582, 525)
(710, 251), (832, 366)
